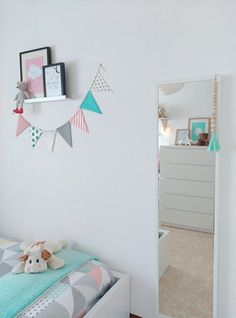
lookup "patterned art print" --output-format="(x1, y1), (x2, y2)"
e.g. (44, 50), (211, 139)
(191, 122), (206, 141)
(20, 47), (51, 98)
(188, 117), (210, 143)
(43, 63), (66, 97)
(44, 66), (62, 96)
(26, 57), (44, 97)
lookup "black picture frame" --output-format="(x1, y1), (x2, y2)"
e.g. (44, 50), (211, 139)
(19, 47), (51, 98)
(43, 62), (66, 97)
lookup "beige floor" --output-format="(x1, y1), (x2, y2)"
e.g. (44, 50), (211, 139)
(159, 225), (214, 318)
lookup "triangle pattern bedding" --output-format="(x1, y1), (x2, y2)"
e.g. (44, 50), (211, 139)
(0, 237), (115, 318)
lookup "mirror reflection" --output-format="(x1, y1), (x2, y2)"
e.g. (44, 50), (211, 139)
(158, 79), (215, 318)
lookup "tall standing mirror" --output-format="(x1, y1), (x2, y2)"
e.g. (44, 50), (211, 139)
(157, 77), (220, 318)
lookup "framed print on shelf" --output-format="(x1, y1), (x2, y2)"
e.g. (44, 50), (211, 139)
(43, 62), (66, 97)
(188, 117), (210, 144)
(20, 47), (51, 98)
(175, 129), (189, 145)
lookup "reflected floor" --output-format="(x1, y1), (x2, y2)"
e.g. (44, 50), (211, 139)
(159, 225), (213, 318)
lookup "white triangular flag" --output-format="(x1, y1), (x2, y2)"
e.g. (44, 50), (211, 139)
(91, 72), (112, 92)
(43, 130), (57, 152)
(30, 126), (43, 148)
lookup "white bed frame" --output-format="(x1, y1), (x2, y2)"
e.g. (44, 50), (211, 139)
(158, 229), (170, 278)
(84, 271), (130, 318)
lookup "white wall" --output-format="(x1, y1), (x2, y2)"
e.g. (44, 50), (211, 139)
(0, 1), (236, 318)
(159, 80), (212, 146)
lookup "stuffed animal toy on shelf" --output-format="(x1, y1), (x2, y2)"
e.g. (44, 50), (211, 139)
(13, 81), (30, 114)
(197, 133), (209, 146)
(12, 240), (67, 274)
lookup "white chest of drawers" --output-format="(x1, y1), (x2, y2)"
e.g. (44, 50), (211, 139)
(159, 146), (215, 232)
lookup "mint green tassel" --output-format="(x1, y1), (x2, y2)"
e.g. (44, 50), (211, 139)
(208, 132), (220, 152)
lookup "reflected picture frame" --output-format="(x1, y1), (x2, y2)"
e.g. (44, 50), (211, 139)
(175, 129), (189, 145)
(19, 47), (51, 98)
(188, 117), (210, 144)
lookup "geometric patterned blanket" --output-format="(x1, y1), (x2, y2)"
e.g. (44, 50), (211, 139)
(0, 238), (115, 318)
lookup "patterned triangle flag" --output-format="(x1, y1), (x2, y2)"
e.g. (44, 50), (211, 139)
(80, 90), (102, 114)
(30, 126), (43, 148)
(70, 109), (89, 133)
(43, 130), (57, 152)
(16, 115), (30, 137)
(57, 121), (72, 147)
(91, 71), (113, 92)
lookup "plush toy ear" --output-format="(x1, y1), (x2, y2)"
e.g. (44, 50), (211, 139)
(19, 254), (28, 262)
(42, 249), (52, 261)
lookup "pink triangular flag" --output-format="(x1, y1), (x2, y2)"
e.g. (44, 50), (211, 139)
(70, 109), (89, 133)
(16, 115), (30, 137)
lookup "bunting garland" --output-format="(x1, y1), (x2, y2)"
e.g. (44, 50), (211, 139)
(13, 64), (112, 151)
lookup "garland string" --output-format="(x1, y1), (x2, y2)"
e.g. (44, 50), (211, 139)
(208, 74), (221, 152)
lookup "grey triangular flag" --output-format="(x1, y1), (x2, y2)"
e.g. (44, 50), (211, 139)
(57, 121), (72, 147)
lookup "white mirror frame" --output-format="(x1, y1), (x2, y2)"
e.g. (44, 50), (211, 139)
(155, 75), (222, 318)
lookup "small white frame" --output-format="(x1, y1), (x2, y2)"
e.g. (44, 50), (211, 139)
(84, 271), (130, 318)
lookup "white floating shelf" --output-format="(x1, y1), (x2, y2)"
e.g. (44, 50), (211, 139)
(24, 95), (67, 104)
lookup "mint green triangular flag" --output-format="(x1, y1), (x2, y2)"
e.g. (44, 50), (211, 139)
(80, 90), (102, 114)
(208, 132), (220, 152)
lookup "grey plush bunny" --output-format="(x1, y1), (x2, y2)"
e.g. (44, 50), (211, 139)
(13, 81), (29, 114)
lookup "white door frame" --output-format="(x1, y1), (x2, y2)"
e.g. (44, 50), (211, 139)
(155, 75), (222, 318)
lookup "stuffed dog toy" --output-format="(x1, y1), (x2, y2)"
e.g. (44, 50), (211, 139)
(12, 240), (67, 274)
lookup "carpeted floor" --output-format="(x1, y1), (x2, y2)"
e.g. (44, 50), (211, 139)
(159, 225), (214, 318)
